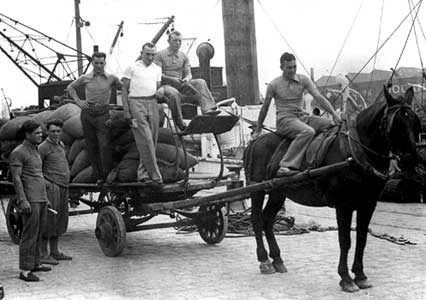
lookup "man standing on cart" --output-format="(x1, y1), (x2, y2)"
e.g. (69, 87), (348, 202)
(39, 119), (72, 265)
(67, 52), (122, 184)
(121, 42), (163, 185)
(9, 120), (52, 282)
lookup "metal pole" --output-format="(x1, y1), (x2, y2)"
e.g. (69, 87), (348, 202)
(74, 0), (83, 76)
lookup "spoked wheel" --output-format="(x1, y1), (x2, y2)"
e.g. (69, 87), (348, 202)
(95, 206), (126, 257)
(197, 204), (228, 244)
(5, 196), (22, 244)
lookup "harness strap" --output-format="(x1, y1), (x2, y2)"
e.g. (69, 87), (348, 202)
(345, 114), (389, 180)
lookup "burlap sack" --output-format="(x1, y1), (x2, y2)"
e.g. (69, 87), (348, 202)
(72, 166), (95, 183)
(0, 116), (33, 140)
(63, 114), (84, 139)
(68, 139), (86, 164)
(70, 149), (90, 177)
(47, 103), (81, 122)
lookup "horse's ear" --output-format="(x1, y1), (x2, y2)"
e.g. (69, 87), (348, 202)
(383, 86), (397, 106)
(404, 86), (414, 106)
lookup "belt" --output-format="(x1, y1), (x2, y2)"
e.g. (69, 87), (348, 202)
(86, 102), (109, 107)
(129, 95), (157, 100)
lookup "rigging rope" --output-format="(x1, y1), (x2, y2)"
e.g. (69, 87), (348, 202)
(389, 0), (423, 84)
(331, 0), (422, 101)
(408, 0), (425, 70)
(366, 0), (385, 94)
(324, 0), (365, 87)
(408, 0), (426, 103)
(255, 0), (310, 76)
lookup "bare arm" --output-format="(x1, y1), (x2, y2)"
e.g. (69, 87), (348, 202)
(305, 79), (341, 122)
(256, 96), (272, 132)
(10, 165), (27, 204)
(67, 77), (89, 109)
(182, 55), (192, 82)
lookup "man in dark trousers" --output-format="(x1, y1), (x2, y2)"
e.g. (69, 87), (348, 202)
(9, 120), (52, 282)
(39, 119), (72, 265)
(67, 52), (122, 184)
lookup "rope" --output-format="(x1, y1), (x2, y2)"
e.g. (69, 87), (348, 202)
(408, 0), (425, 70)
(255, 0), (310, 76)
(324, 0), (365, 87)
(408, 0), (426, 103)
(331, 0), (422, 101)
(366, 0), (385, 94)
(339, 131), (394, 160)
(389, 0), (423, 84)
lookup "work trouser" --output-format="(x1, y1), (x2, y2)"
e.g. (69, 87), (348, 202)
(162, 78), (217, 116)
(278, 115), (332, 170)
(20, 202), (47, 270)
(80, 105), (112, 180)
(43, 181), (69, 237)
(128, 98), (162, 182)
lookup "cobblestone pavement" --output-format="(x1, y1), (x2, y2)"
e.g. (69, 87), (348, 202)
(0, 192), (425, 300)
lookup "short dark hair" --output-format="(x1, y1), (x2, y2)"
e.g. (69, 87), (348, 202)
(280, 52), (296, 65)
(168, 30), (182, 40)
(142, 42), (156, 51)
(21, 120), (41, 136)
(46, 119), (64, 130)
(92, 52), (106, 60)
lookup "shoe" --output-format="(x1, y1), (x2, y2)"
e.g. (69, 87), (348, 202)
(31, 265), (52, 272)
(40, 255), (59, 265)
(51, 252), (72, 261)
(19, 272), (39, 282)
(276, 167), (299, 177)
(204, 109), (221, 116)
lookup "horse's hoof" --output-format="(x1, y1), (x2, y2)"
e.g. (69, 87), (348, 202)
(259, 260), (275, 274)
(339, 280), (360, 293)
(354, 278), (372, 289)
(272, 262), (287, 273)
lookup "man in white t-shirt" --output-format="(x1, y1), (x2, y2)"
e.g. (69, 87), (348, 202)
(122, 42), (163, 184)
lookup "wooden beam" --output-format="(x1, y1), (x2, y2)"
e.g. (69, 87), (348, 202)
(222, 0), (260, 105)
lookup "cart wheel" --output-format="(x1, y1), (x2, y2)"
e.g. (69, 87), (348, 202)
(5, 196), (22, 245)
(95, 206), (126, 257)
(197, 204), (228, 244)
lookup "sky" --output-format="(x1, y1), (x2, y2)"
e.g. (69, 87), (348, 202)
(1, 0), (426, 109)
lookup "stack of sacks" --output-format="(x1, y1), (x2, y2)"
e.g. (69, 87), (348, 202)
(0, 103), (198, 184)
(71, 109), (198, 183)
(0, 110), (54, 158)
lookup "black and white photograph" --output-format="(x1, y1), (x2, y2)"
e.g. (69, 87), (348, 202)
(0, 0), (425, 299)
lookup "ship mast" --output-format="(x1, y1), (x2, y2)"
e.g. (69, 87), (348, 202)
(74, 0), (84, 76)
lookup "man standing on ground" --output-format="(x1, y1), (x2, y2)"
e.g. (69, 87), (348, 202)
(252, 52), (341, 176)
(39, 119), (72, 265)
(67, 52), (122, 184)
(154, 31), (219, 131)
(122, 42), (163, 184)
(9, 120), (52, 282)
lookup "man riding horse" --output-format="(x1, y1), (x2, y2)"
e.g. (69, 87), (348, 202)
(252, 52), (341, 176)
(244, 73), (421, 292)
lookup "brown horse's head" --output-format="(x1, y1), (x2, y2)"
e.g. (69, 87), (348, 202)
(383, 86), (421, 170)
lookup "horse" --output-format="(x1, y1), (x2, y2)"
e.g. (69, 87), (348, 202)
(243, 86), (421, 292)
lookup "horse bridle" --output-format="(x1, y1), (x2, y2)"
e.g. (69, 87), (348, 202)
(342, 102), (415, 180)
(380, 103), (413, 157)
